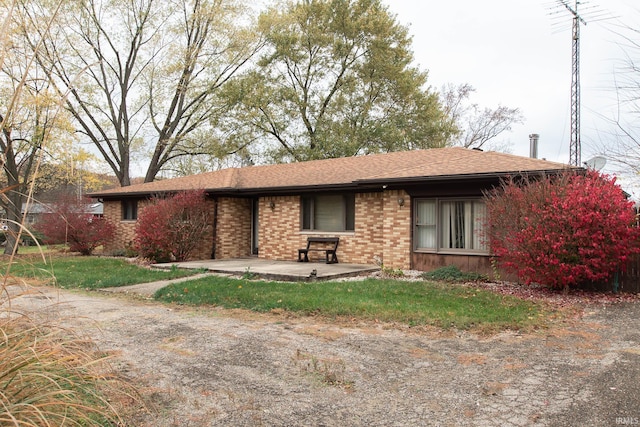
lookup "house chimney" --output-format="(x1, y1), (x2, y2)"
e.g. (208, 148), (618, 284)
(529, 133), (539, 159)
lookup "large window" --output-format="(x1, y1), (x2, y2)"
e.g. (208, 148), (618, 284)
(302, 194), (355, 232)
(415, 199), (487, 253)
(122, 200), (138, 220)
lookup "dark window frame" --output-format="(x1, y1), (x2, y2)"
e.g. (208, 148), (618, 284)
(122, 200), (138, 221)
(301, 193), (355, 232)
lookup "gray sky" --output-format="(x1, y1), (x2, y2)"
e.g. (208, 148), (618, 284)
(383, 0), (637, 173)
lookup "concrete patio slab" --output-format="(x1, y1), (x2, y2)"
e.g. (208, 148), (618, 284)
(151, 258), (380, 282)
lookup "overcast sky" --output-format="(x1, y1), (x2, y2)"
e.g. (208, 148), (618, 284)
(383, 0), (638, 173)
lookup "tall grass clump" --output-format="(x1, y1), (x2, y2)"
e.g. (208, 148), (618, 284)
(0, 236), (130, 425)
(0, 315), (125, 426)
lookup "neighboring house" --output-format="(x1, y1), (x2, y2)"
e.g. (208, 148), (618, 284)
(22, 202), (53, 225)
(0, 203), (54, 226)
(90, 147), (572, 274)
(20, 202), (104, 225)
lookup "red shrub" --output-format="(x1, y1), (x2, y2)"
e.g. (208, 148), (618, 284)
(134, 190), (211, 262)
(35, 196), (115, 255)
(484, 170), (640, 290)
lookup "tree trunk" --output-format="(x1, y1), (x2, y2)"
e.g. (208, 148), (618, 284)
(3, 192), (23, 255)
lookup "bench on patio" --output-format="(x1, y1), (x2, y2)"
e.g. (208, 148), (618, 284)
(297, 237), (339, 264)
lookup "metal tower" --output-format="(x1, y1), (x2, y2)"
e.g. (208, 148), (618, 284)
(560, 1), (586, 167)
(550, 0), (611, 166)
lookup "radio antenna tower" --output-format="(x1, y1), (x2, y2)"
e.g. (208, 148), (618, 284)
(560, 1), (586, 166)
(548, 1), (611, 166)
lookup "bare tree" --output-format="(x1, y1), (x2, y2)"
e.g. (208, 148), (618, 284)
(0, 0), (65, 254)
(440, 83), (524, 151)
(21, 0), (260, 186)
(596, 14), (640, 175)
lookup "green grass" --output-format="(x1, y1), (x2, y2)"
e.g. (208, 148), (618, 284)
(154, 276), (550, 331)
(9, 244), (68, 254)
(5, 256), (197, 289)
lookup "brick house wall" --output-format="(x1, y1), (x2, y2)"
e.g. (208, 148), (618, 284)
(186, 198), (216, 260)
(381, 190), (411, 270)
(102, 199), (149, 253)
(257, 191), (409, 268)
(342, 192), (385, 265)
(258, 196), (304, 261)
(102, 189), (485, 273)
(215, 197), (252, 259)
(251, 190), (492, 273)
(103, 198), (216, 260)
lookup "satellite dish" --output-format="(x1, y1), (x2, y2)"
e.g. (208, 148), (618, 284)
(584, 156), (607, 171)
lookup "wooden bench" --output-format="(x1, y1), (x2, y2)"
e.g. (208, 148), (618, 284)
(298, 237), (339, 264)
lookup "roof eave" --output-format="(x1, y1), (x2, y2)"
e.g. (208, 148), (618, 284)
(90, 167), (581, 199)
(354, 168), (581, 185)
(91, 187), (237, 199)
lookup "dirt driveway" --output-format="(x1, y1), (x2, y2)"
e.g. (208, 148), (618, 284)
(12, 284), (640, 427)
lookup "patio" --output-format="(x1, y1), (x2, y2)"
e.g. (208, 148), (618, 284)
(152, 258), (380, 282)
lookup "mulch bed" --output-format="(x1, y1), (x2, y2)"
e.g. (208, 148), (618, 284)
(474, 280), (640, 309)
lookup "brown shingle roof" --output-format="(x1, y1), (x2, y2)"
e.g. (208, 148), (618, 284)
(90, 147), (572, 198)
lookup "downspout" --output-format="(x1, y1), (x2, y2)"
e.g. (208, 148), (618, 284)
(408, 194), (414, 271)
(211, 196), (218, 259)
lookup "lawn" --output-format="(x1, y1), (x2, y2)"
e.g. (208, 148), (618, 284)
(154, 276), (552, 331)
(4, 255), (555, 330)
(3, 255), (196, 289)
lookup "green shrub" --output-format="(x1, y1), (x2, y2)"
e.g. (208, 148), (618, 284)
(109, 243), (138, 258)
(20, 230), (44, 246)
(421, 265), (487, 282)
(380, 265), (405, 278)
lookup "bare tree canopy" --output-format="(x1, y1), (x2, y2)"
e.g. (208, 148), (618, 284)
(20, 0), (260, 185)
(596, 12), (640, 176)
(440, 83), (523, 151)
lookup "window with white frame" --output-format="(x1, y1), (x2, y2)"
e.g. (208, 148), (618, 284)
(301, 194), (355, 232)
(414, 198), (487, 253)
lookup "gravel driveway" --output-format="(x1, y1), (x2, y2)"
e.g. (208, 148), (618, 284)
(12, 284), (640, 427)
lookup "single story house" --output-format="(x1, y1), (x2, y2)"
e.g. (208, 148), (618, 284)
(90, 147), (572, 275)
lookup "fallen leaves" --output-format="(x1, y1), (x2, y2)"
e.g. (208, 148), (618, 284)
(473, 281), (640, 310)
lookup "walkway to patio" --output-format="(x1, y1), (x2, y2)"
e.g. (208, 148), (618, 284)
(152, 258), (380, 282)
